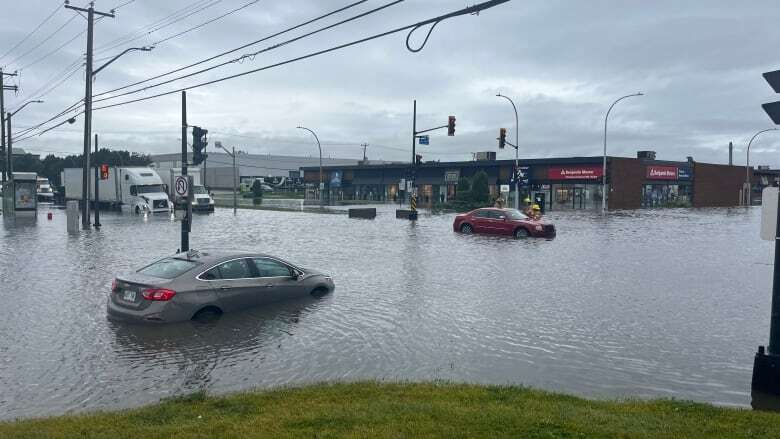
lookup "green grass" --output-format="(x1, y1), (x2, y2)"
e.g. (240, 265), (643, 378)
(1, 382), (778, 438)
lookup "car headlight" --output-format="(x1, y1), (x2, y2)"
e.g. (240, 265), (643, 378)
(534, 225), (543, 231)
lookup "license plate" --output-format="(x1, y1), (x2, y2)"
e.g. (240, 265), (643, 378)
(122, 290), (136, 302)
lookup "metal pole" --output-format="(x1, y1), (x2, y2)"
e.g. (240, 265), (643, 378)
(497, 94), (520, 210)
(94, 134), (100, 227)
(746, 128), (778, 206)
(771, 188), (780, 354)
(80, 5), (95, 229)
(181, 91), (189, 252)
(412, 100), (416, 210)
(317, 135), (323, 208)
(602, 93), (643, 214)
(233, 146), (237, 216)
(6, 113), (12, 185)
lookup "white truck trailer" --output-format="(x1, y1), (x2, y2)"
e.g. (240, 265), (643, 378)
(62, 167), (171, 214)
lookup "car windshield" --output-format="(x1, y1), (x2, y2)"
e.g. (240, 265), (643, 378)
(137, 257), (200, 279)
(136, 184), (164, 194)
(505, 209), (529, 220)
(193, 186), (208, 194)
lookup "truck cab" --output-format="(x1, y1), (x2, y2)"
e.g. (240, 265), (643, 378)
(189, 185), (215, 212)
(120, 168), (171, 214)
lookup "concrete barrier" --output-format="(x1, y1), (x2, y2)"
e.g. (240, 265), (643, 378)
(66, 201), (80, 234)
(349, 208), (376, 219)
(395, 209), (418, 220)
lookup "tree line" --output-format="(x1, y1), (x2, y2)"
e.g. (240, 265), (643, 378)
(5, 149), (151, 186)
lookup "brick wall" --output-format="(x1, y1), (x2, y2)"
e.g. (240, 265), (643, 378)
(609, 158), (643, 210)
(692, 163), (749, 207)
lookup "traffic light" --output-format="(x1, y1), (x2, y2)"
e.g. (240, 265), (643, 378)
(447, 116), (456, 136)
(100, 164), (109, 180)
(415, 154), (423, 165)
(192, 126), (208, 166)
(498, 128), (507, 149)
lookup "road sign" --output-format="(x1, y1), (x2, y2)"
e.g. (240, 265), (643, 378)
(418, 135), (429, 145)
(175, 175), (189, 197)
(763, 70), (780, 124)
(500, 184), (510, 193)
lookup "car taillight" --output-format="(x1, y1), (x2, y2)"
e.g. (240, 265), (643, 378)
(142, 288), (176, 301)
(111, 279), (119, 293)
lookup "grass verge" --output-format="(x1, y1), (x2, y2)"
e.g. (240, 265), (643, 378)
(1, 382), (778, 438)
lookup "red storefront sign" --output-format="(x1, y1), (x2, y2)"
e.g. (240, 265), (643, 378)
(547, 165), (603, 180)
(646, 165), (678, 180)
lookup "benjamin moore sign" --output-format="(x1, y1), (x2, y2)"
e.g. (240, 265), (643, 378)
(547, 165), (603, 180)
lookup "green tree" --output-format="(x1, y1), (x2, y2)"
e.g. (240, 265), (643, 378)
(251, 179), (264, 199)
(470, 170), (490, 204)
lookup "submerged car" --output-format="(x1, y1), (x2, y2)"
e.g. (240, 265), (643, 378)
(107, 250), (334, 323)
(453, 207), (556, 239)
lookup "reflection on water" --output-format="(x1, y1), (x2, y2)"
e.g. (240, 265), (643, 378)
(0, 205), (773, 419)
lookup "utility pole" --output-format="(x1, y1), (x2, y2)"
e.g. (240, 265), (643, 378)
(1, 69), (18, 184)
(181, 91), (189, 252)
(361, 143), (368, 161)
(93, 134), (101, 228)
(65, 1), (115, 229)
(411, 100), (417, 217)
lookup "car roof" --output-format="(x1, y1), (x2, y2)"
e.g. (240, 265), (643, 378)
(171, 249), (270, 265)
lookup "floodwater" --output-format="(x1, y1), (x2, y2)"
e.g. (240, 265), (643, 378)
(0, 204), (772, 419)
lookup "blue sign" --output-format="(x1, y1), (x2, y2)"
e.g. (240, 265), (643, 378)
(678, 167), (692, 180)
(418, 135), (429, 145)
(511, 166), (531, 185)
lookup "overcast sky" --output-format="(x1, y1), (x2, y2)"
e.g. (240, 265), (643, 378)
(1, 0), (779, 166)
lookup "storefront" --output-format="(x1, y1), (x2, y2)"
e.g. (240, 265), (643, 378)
(544, 165), (604, 210)
(641, 165), (693, 207)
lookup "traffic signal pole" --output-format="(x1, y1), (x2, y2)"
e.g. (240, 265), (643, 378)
(410, 100), (455, 220)
(181, 91), (189, 253)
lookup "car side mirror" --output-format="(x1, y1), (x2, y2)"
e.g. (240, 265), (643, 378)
(293, 271), (304, 281)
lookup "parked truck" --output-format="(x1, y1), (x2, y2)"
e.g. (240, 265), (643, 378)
(158, 167), (214, 212)
(62, 167), (171, 214)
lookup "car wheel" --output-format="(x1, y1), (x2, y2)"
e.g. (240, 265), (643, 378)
(192, 306), (223, 322)
(310, 287), (329, 297)
(514, 228), (530, 239)
(460, 223), (473, 234)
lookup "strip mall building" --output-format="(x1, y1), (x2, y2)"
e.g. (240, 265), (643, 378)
(301, 152), (748, 210)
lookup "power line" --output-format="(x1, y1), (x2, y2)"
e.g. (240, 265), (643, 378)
(112, 0), (137, 11)
(0, 3), (62, 64)
(94, 0), (508, 111)
(93, 0), (404, 104)
(16, 28), (86, 72)
(91, 0), (369, 98)
(151, 0), (260, 47)
(94, 0), (215, 51)
(10, 57), (83, 105)
(3, 15), (79, 70)
(94, 0), (224, 55)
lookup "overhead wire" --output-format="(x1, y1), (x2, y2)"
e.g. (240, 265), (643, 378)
(92, 0), (369, 98)
(93, 0), (404, 104)
(21, 0), (509, 141)
(94, 0), (224, 55)
(3, 15), (79, 70)
(92, 0), (509, 111)
(0, 2), (62, 65)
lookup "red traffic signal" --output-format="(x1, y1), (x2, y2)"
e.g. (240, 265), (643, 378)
(498, 128), (507, 149)
(100, 164), (110, 180)
(447, 116), (456, 136)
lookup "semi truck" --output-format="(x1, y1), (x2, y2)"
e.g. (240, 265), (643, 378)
(159, 167), (214, 212)
(62, 167), (171, 214)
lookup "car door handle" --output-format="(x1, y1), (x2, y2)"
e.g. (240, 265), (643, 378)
(219, 286), (231, 290)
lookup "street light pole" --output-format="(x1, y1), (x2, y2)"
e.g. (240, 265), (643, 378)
(6, 100), (44, 182)
(215, 141), (238, 216)
(602, 92), (643, 214)
(745, 128), (778, 206)
(297, 126), (323, 208)
(497, 93), (520, 210)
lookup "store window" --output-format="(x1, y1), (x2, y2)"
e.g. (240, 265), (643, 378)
(551, 184), (602, 209)
(642, 184), (691, 208)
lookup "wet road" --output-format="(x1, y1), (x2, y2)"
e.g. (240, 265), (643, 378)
(0, 205), (771, 419)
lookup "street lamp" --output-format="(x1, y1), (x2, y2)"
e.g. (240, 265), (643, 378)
(745, 128), (779, 206)
(296, 126), (323, 208)
(496, 92), (520, 210)
(5, 99), (44, 182)
(602, 92), (643, 214)
(81, 45), (154, 228)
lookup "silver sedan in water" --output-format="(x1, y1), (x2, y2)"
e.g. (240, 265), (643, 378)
(107, 250), (334, 323)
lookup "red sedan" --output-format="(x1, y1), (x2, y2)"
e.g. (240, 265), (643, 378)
(453, 208), (556, 239)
